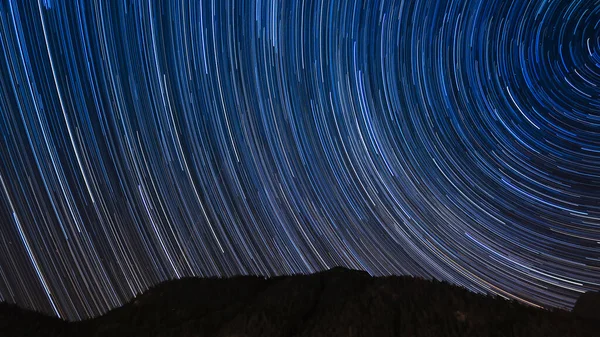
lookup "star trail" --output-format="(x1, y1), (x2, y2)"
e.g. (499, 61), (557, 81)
(1, 0), (600, 320)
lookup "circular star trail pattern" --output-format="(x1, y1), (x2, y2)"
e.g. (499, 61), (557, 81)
(1, 0), (600, 320)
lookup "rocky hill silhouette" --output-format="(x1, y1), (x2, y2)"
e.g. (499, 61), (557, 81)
(1, 267), (598, 337)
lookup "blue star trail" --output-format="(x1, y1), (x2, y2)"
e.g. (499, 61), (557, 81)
(1, 0), (600, 320)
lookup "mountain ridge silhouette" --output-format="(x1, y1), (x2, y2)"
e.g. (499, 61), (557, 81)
(1, 267), (598, 337)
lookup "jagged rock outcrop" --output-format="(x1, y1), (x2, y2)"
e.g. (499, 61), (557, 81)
(573, 291), (600, 321)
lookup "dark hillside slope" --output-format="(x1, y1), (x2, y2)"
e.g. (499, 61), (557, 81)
(0, 267), (598, 337)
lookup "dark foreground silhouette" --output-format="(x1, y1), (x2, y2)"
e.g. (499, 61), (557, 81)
(1, 267), (599, 337)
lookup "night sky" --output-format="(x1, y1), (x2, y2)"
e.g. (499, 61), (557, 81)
(1, 0), (600, 321)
